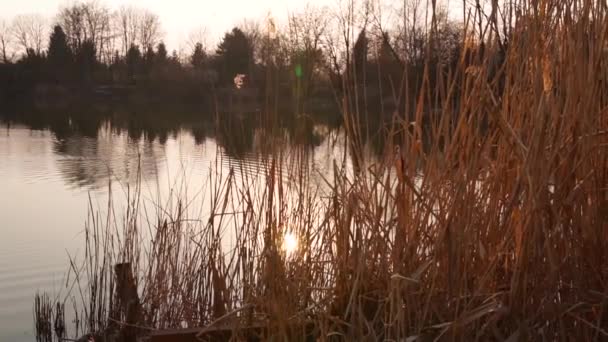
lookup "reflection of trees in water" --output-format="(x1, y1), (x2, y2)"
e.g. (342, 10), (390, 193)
(191, 123), (210, 145)
(47, 119), (74, 142)
(52, 123), (164, 189)
(284, 114), (329, 148)
(70, 116), (102, 138)
(2, 108), (395, 191)
(215, 115), (255, 158)
(3, 107), (346, 153)
(127, 121), (144, 142)
(214, 112), (338, 161)
(1, 109), (107, 141)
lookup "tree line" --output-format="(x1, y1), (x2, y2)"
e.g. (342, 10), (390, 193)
(0, 0), (508, 116)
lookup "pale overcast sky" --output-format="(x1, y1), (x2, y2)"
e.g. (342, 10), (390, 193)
(1, 0), (335, 52)
(1, 0), (466, 55)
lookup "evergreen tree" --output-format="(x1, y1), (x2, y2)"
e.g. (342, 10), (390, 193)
(215, 28), (252, 85)
(47, 25), (72, 83)
(18, 49), (47, 85)
(169, 50), (181, 66)
(75, 39), (96, 84)
(373, 33), (406, 101)
(155, 42), (168, 65)
(353, 30), (368, 76)
(126, 44), (142, 82)
(190, 42), (206, 70)
(143, 45), (155, 76)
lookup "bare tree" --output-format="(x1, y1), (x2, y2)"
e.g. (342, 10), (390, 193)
(11, 14), (47, 56)
(113, 6), (162, 55)
(82, 1), (112, 62)
(114, 6), (140, 55)
(57, 4), (85, 48)
(322, 0), (371, 78)
(138, 10), (161, 49)
(286, 5), (329, 94)
(287, 5), (328, 56)
(238, 19), (262, 62)
(187, 25), (208, 52)
(256, 14), (288, 69)
(58, 1), (113, 63)
(0, 19), (14, 63)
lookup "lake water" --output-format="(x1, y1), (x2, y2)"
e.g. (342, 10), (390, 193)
(0, 113), (365, 341)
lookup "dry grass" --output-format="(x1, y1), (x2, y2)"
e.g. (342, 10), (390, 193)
(35, 0), (608, 340)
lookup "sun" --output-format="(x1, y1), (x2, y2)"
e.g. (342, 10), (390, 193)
(282, 231), (299, 254)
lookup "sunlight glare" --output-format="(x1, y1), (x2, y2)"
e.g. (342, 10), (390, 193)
(282, 231), (298, 254)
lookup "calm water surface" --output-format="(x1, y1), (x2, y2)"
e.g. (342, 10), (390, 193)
(0, 117), (355, 341)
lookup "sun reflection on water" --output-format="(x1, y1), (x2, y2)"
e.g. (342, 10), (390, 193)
(282, 231), (298, 254)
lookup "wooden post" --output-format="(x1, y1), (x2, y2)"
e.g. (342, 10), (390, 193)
(114, 262), (141, 342)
